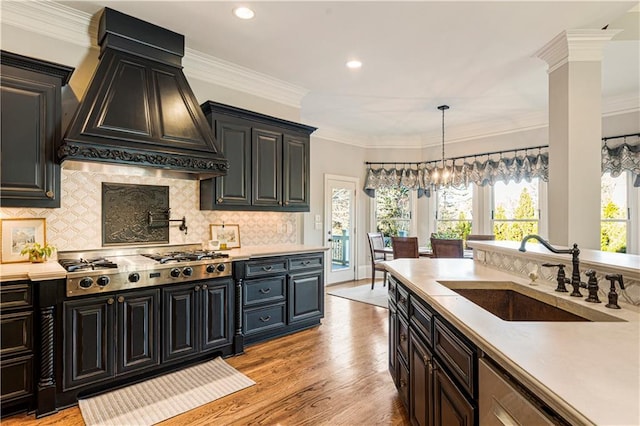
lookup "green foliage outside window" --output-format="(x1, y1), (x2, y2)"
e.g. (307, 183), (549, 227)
(601, 200), (626, 253)
(375, 187), (411, 244)
(493, 187), (538, 241)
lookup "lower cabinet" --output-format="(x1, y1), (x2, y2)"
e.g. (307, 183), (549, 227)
(389, 276), (477, 426)
(162, 279), (233, 362)
(0, 281), (35, 415)
(64, 289), (159, 389)
(239, 252), (324, 344)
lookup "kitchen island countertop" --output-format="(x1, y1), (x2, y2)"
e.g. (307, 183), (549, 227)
(384, 258), (640, 426)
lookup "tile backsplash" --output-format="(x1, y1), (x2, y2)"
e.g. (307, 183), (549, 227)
(0, 166), (299, 253)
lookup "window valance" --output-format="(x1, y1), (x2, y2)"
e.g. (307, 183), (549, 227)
(364, 148), (549, 194)
(601, 134), (640, 178)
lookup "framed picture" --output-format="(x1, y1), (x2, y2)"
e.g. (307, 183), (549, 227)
(209, 224), (241, 249)
(1, 218), (46, 263)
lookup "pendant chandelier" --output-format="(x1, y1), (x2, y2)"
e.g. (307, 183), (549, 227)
(431, 104), (450, 188)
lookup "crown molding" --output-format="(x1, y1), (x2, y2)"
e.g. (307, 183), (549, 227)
(0, 1), (98, 49)
(183, 49), (307, 108)
(0, 1), (307, 108)
(535, 29), (622, 73)
(603, 93), (640, 116)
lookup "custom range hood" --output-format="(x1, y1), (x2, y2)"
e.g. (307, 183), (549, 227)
(59, 8), (227, 177)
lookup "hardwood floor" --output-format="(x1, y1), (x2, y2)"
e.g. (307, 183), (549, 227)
(4, 279), (409, 425)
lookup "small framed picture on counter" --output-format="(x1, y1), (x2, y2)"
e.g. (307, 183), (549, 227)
(1, 218), (46, 263)
(209, 224), (240, 249)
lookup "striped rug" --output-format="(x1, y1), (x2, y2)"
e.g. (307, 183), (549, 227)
(78, 357), (255, 426)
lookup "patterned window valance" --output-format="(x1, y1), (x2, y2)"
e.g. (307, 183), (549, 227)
(364, 147), (549, 194)
(601, 134), (640, 178)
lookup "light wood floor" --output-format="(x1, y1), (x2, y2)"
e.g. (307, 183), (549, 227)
(4, 279), (409, 425)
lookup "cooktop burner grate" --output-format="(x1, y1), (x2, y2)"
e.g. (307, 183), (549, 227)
(141, 251), (229, 264)
(59, 258), (119, 272)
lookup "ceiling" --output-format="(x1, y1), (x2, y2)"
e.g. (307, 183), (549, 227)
(57, 1), (639, 148)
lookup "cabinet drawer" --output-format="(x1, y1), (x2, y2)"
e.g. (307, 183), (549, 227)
(434, 318), (476, 398)
(244, 303), (286, 336)
(397, 284), (409, 318)
(0, 354), (33, 402)
(244, 276), (286, 306)
(397, 314), (409, 365)
(1, 311), (33, 356)
(288, 254), (323, 271)
(397, 356), (409, 410)
(388, 276), (398, 305)
(410, 297), (434, 347)
(245, 259), (288, 278)
(0, 283), (32, 310)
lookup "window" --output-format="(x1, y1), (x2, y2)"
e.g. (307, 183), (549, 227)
(375, 187), (412, 243)
(492, 179), (539, 241)
(601, 172), (628, 253)
(435, 186), (473, 239)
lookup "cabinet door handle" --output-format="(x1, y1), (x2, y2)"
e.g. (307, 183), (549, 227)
(259, 287), (271, 294)
(117, 296), (125, 303)
(262, 265), (273, 272)
(302, 260), (311, 265)
(107, 298), (114, 305)
(399, 296), (407, 305)
(423, 355), (429, 364)
(259, 315), (271, 322)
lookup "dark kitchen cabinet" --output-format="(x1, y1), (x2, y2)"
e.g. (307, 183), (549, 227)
(389, 276), (477, 426)
(237, 253), (324, 345)
(199, 101), (316, 212)
(0, 281), (35, 415)
(162, 278), (233, 362)
(63, 289), (159, 390)
(0, 51), (73, 208)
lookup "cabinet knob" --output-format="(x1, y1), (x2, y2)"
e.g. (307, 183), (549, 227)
(278, 201), (283, 205)
(202, 284), (208, 289)
(107, 298), (114, 305)
(45, 190), (54, 198)
(117, 296), (125, 303)
(195, 285), (201, 291)
(399, 379), (407, 389)
(400, 333), (407, 342)
(284, 201), (289, 206)
(217, 197), (223, 203)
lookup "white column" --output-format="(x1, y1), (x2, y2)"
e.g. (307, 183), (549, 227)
(535, 30), (619, 249)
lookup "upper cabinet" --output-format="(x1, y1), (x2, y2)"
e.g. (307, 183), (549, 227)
(199, 101), (316, 212)
(0, 51), (74, 208)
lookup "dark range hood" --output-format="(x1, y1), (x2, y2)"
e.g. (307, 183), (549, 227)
(59, 8), (227, 177)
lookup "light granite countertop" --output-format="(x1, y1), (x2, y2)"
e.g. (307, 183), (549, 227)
(384, 258), (640, 426)
(225, 244), (329, 261)
(0, 261), (67, 282)
(0, 245), (329, 282)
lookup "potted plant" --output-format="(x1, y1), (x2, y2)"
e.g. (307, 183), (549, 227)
(20, 242), (56, 263)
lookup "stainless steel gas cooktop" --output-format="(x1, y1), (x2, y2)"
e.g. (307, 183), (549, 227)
(58, 244), (232, 297)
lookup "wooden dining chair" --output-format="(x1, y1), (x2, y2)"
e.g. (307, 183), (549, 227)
(430, 237), (464, 258)
(367, 232), (388, 289)
(391, 237), (419, 259)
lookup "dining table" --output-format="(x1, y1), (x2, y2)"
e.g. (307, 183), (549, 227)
(375, 246), (474, 259)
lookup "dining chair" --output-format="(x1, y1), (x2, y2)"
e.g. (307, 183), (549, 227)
(430, 237), (464, 258)
(367, 232), (388, 289)
(391, 237), (419, 259)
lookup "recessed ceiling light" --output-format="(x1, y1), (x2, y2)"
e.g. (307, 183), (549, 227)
(233, 7), (255, 20)
(346, 60), (362, 69)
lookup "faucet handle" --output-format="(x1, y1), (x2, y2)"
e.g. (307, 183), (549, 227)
(604, 274), (625, 309)
(584, 270), (601, 303)
(542, 263), (568, 292)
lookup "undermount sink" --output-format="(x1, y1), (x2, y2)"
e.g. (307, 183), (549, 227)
(437, 281), (624, 322)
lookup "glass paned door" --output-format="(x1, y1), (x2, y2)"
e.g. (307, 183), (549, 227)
(325, 176), (357, 284)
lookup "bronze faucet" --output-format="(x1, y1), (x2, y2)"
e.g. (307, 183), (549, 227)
(519, 235), (584, 297)
(604, 274), (625, 309)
